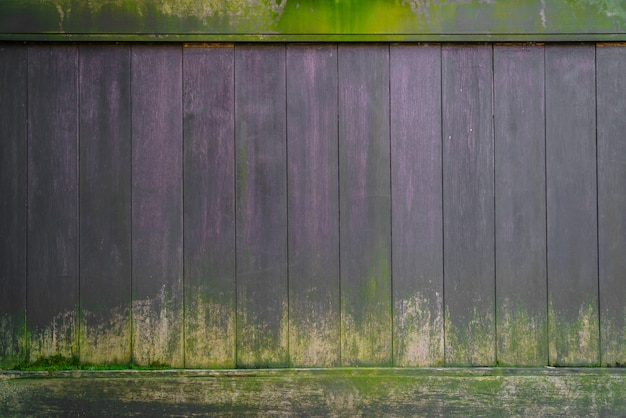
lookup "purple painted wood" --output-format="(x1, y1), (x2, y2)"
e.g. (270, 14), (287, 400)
(27, 45), (79, 360)
(545, 45), (599, 366)
(131, 45), (183, 367)
(0, 44), (27, 367)
(442, 45), (495, 366)
(183, 45), (236, 368)
(597, 45), (626, 367)
(390, 44), (444, 367)
(235, 44), (288, 368)
(287, 44), (340, 367)
(79, 44), (132, 365)
(494, 45), (547, 366)
(338, 44), (392, 366)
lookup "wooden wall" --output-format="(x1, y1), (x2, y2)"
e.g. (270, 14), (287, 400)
(1, 43), (625, 368)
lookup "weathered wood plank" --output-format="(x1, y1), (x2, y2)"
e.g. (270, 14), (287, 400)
(78, 45), (132, 365)
(0, 44), (27, 367)
(286, 44), (340, 367)
(597, 45), (626, 367)
(545, 45), (599, 366)
(27, 45), (79, 360)
(338, 44), (392, 366)
(442, 45), (495, 366)
(494, 45), (547, 366)
(183, 45), (236, 368)
(390, 44), (444, 367)
(131, 45), (183, 367)
(235, 44), (288, 368)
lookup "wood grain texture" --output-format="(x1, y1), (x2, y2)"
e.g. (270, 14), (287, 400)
(494, 45), (547, 366)
(286, 44), (340, 367)
(338, 44), (392, 366)
(131, 45), (184, 367)
(183, 45), (236, 368)
(390, 44), (444, 367)
(545, 45), (599, 366)
(235, 44), (288, 368)
(27, 45), (79, 360)
(0, 44), (27, 367)
(597, 45), (626, 367)
(442, 45), (495, 366)
(79, 45), (132, 365)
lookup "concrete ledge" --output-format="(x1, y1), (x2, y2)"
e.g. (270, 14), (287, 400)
(2, 368), (626, 416)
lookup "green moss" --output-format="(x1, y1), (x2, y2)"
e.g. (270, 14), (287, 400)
(497, 299), (548, 366)
(12, 354), (170, 371)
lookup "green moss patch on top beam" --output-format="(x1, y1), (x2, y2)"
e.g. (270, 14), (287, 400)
(1, 0), (626, 41)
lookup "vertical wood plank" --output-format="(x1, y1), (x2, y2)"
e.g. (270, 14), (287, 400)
(390, 44), (444, 367)
(235, 44), (288, 368)
(597, 45), (626, 367)
(79, 45), (132, 365)
(183, 45), (236, 368)
(131, 45), (183, 367)
(339, 44), (392, 366)
(494, 45), (547, 366)
(287, 44), (340, 367)
(0, 45), (27, 367)
(545, 45), (599, 366)
(27, 45), (79, 360)
(442, 45), (495, 366)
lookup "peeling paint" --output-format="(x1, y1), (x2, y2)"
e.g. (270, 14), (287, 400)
(132, 286), (183, 368)
(497, 298), (548, 366)
(445, 307), (495, 366)
(79, 304), (130, 365)
(394, 292), (444, 367)
(184, 289), (235, 368)
(548, 300), (600, 366)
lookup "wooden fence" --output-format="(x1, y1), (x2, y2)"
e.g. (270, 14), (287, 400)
(1, 43), (625, 369)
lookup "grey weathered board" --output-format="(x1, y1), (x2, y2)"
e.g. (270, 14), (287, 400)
(494, 45), (547, 366)
(79, 45), (132, 365)
(27, 45), (79, 361)
(597, 45), (626, 367)
(235, 44), (288, 368)
(286, 44), (340, 367)
(131, 45), (184, 367)
(0, 45), (27, 367)
(390, 44), (444, 367)
(338, 44), (392, 366)
(183, 45), (236, 368)
(545, 45), (599, 366)
(442, 45), (495, 366)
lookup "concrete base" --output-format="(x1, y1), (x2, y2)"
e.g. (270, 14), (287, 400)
(2, 368), (626, 416)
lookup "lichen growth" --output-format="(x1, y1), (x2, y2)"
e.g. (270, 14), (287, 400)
(79, 304), (131, 365)
(601, 305), (626, 367)
(28, 309), (78, 362)
(497, 298), (548, 366)
(184, 289), (235, 368)
(132, 285), (183, 368)
(445, 306), (495, 366)
(289, 302), (340, 368)
(548, 300), (599, 366)
(394, 292), (444, 366)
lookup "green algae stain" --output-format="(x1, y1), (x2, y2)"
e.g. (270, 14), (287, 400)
(0, 314), (26, 368)
(497, 298), (548, 367)
(548, 300), (600, 366)
(445, 306), (495, 366)
(28, 309), (78, 362)
(394, 292), (444, 367)
(601, 305), (626, 367)
(289, 302), (340, 368)
(184, 288), (235, 368)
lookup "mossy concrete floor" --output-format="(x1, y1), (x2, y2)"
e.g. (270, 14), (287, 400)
(1, 368), (626, 416)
